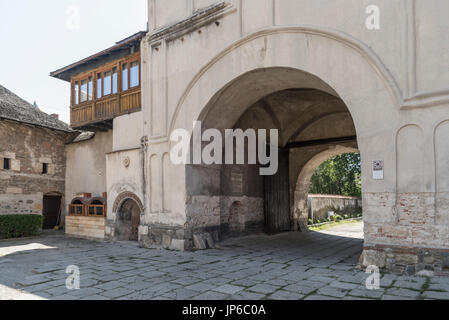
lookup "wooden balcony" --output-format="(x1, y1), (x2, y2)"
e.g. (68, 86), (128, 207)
(70, 87), (141, 130)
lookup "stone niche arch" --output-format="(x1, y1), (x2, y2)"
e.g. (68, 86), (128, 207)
(293, 146), (360, 230)
(88, 197), (106, 205)
(112, 192), (144, 241)
(435, 120), (449, 225)
(112, 192), (144, 214)
(70, 197), (87, 205)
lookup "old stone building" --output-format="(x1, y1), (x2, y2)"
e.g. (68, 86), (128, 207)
(0, 85), (76, 228)
(46, 0), (449, 274)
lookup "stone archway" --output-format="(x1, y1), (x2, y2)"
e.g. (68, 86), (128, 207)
(166, 30), (398, 233)
(116, 198), (141, 241)
(293, 146), (360, 230)
(145, 27), (400, 253)
(112, 192), (144, 242)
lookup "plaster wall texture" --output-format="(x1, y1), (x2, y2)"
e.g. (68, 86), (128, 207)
(65, 130), (112, 206)
(112, 112), (144, 152)
(105, 149), (144, 225)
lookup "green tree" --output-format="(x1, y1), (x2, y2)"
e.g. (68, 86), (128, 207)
(309, 153), (361, 197)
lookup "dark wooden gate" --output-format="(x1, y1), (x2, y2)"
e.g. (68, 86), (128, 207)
(130, 209), (140, 241)
(42, 195), (61, 229)
(264, 148), (291, 234)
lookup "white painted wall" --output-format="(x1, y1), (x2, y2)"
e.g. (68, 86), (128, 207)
(113, 111), (144, 152)
(65, 131), (113, 203)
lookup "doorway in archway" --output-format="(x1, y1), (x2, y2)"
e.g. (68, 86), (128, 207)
(116, 199), (141, 241)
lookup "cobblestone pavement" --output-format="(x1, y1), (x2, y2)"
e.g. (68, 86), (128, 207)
(1, 222), (449, 300)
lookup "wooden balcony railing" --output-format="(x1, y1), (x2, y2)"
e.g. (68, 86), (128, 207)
(70, 87), (141, 128)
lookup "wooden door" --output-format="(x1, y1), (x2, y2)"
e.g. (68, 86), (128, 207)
(264, 148), (291, 234)
(130, 208), (140, 241)
(42, 196), (61, 229)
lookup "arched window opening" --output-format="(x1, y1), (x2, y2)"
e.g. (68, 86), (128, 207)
(87, 199), (106, 217)
(68, 198), (106, 217)
(69, 199), (85, 216)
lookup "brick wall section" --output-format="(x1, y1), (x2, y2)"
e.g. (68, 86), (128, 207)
(0, 120), (69, 215)
(363, 192), (449, 274)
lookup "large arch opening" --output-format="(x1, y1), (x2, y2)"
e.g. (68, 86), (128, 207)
(184, 68), (361, 245)
(300, 151), (362, 228)
(294, 148), (361, 229)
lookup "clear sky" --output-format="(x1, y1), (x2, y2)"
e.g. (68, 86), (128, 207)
(0, 0), (147, 123)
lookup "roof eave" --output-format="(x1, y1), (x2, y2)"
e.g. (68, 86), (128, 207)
(0, 114), (75, 134)
(50, 31), (147, 82)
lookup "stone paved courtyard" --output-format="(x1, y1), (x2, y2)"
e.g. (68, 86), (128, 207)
(1, 222), (449, 300)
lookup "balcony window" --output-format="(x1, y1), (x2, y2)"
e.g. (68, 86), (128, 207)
(122, 63), (128, 91)
(97, 73), (102, 99)
(103, 71), (111, 95)
(130, 61), (139, 88)
(112, 68), (118, 94)
(71, 55), (140, 108)
(74, 81), (79, 105)
(80, 79), (88, 102)
(88, 77), (93, 101)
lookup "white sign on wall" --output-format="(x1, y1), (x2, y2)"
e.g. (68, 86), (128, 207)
(372, 160), (384, 180)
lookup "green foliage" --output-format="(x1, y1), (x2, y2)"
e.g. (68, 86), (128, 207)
(333, 214), (343, 222)
(309, 219), (361, 231)
(0, 214), (43, 239)
(307, 211), (361, 225)
(309, 153), (361, 197)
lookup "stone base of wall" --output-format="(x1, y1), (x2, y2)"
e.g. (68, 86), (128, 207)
(65, 216), (105, 239)
(138, 224), (187, 251)
(362, 243), (449, 276)
(219, 221), (265, 239)
(0, 193), (43, 215)
(136, 220), (265, 251)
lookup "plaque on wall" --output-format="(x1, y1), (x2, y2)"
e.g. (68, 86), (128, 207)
(372, 160), (384, 180)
